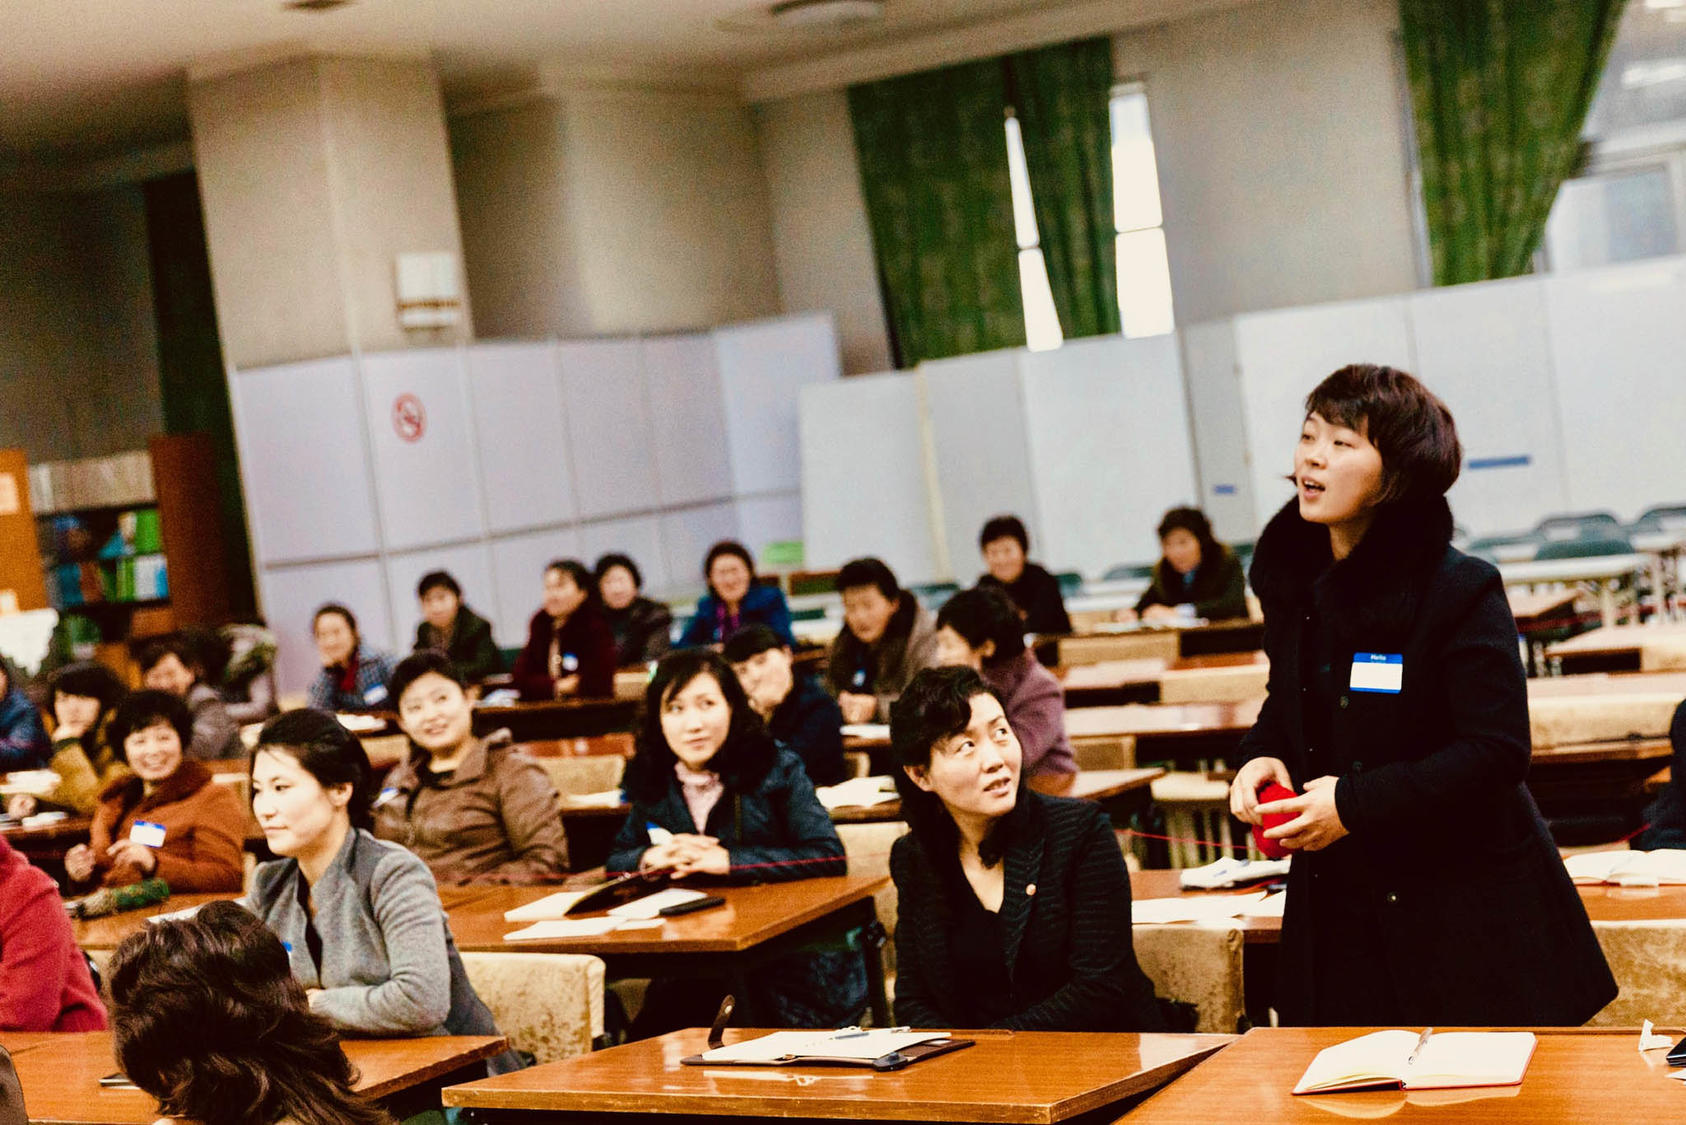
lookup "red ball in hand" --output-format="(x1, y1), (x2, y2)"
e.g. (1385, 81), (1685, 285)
(1252, 782), (1298, 859)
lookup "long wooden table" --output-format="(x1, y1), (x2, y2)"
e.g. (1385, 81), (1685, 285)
(475, 696), (641, 740)
(442, 1026), (1235, 1123)
(1060, 652), (1268, 708)
(449, 875), (891, 1027)
(826, 768), (1164, 823)
(1120, 1026), (1686, 1123)
(0, 1030), (506, 1123)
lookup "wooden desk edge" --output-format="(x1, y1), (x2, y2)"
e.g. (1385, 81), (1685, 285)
(356, 1035), (509, 1100)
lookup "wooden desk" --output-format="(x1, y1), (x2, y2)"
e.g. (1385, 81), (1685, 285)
(1526, 670), (1686, 698)
(475, 697), (641, 740)
(450, 875), (891, 1025)
(1121, 1026), (1686, 1123)
(1647, 765), (1671, 795)
(443, 1026), (1234, 1123)
(1510, 587), (1582, 628)
(518, 733), (636, 759)
(1529, 738), (1674, 844)
(1061, 653), (1269, 709)
(1501, 553), (1647, 629)
(1547, 623), (1686, 675)
(0, 1030), (506, 1123)
(825, 768), (1165, 823)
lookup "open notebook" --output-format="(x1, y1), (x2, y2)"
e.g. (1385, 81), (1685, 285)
(1563, 849), (1686, 887)
(1293, 1030), (1536, 1095)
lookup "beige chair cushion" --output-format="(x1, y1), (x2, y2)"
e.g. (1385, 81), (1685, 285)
(1586, 920), (1686, 1027)
(1132, 923), (1245, 1034)
(461, 951), (606, 1063)
(1150, 771), (1231, 805)
(1642, 640), (1686, 673)
(535, 755), (626, 797)
(1528, 694), (1680, 749)
(835, 821), (909, 975)
(1158, 663), (1270, 704)
(1061, 632), (1180, 666)
(1073, 736), (1135, 772)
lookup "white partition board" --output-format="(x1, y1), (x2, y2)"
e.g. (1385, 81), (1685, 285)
(1409, 277), (1568, 536)
(642, 335), (733, 507)
(735, 493), (804, 559)
(922, 349), (1040, 582)
(558, 340), (659, 519)
(384, 542), (499, 652)
(1020, 335), (1198, 575)
(487, 527), (585, 646)
(259, 559), (391, 696)
(230, 356), (380, 564)
(1545, 257), (1686, 520)
(660, 502), (743, 590)
(1234, 297), (1414, 525)
(577, 515), (671, 597)
(361, 348), (484, 551)
(800, 373), (938, 582)
(715, 313), (842, 495)
(1180, 321), (1257, 542)
(466, 342), (577, 534)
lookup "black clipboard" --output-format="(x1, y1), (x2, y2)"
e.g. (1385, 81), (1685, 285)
(560, 867), (674, 915)
(681, 1037), (974, 1071)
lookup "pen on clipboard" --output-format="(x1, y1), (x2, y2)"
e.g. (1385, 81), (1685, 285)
(1405, 1027), (1433, 1066)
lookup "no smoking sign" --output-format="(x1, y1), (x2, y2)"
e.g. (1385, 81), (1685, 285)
(392, 393), (426, 443)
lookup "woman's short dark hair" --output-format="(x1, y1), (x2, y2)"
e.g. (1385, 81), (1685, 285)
(594, 553), (643, 590)
(979, 515), (1029, 552)
(312, 603), (359, 639)
(1305, 364), (1462, 502)
(545, 558), (595, 596)
(889, 666), (1014, 867)
(935, 586), (1025, 666)
(49, 661), (126, 712)
(108, 899), (395, 1125)
(253, 710), (375, 831)
(703, 541), (756, 582)
(138, 636), (202, 678)
(387, 650), (466, 711)
(1155, 507), (1223, 565)
(416, 570), (460, 598)
(109, 690), (194, 757)
(623, 649), (777, 804)
(722, 624), (786, 663)
(837, 557), (902, 601)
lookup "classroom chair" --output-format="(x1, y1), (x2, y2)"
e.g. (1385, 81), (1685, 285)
(1527, 693), (1680, 748)
(1149, 772), (1238, 867)
(461, 951), (606, 1063)
(1642, 639), (1686, 672)
(1102, 562), (1156, 582)
(1465, 532), (1539, 564)
(1072, 735), (1136, 772)
(1585, 920), (1686, 1028)
(1533, 535), (1634, 560)
(841, 750), (872, 779)
(1533, 512), (1626, 542)
(1157, 662), (1270, 704)
(534, 754), (625, 798)
(908, 582), (958, 609)
(1055, 571), (1084, 598)
(835, 820), (909, 985)
(1131, 923), (1246, 1034)
(1633, 505), (1686, 537)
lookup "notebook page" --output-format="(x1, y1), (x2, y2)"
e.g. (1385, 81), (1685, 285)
(503, 890), (592, 922)
(1293, 1030), (1416, 1094)
(607, 888), (706, 919)
(1403, 1032), (1536, 1089)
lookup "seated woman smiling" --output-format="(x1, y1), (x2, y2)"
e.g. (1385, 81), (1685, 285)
(888, 666), (1163, 1031)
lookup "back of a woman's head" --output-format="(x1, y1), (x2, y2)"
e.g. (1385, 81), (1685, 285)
(253, 709), (375, 831)
(108, 900), (393, 1125)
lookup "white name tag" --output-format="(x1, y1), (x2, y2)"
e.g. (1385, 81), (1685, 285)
(129, 820), (167, 848)
(373, 786), (401, 808)
(363, 684), (388, 705)
(1350, 653), (1404, 694)
(561, 654), (580, 673)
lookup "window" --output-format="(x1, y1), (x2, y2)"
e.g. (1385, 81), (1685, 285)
(1003, 82), (1174, 350)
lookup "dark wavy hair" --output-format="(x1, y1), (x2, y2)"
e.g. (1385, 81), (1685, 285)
(594, 552), (643, 590)
(387, 649), (466, 712)
(138, 635), (205, 680)
(252, 710), (376, 831)
(839, 556), (917, 644)
(702, 540), (756, 591)
(108, 900), (395, 1125)
(979, 514), (1029, 552)
(416, 570), (460, 598)
(935, 585), (1025, 667)
(1155, 507), (1224, 574)
(889, 666), (1017, 868)
(1303, 364), (1462, 503)
(48, 660), (127, 713)
(108, 690), (194, 758)
(623, 649), (777, 804)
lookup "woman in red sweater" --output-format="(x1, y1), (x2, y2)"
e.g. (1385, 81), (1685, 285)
(0, 834), (105, 1030)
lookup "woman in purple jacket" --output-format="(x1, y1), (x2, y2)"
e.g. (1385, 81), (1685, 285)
(934, 586), (1074, 780)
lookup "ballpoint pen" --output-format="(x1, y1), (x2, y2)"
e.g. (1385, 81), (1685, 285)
(1405, 1027), (1433, 1067)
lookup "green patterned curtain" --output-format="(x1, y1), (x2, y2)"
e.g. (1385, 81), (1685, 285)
(848, 60), (1025, 367)
(1401, 0), (1625, 285)
(1006, 37), (1120, 339)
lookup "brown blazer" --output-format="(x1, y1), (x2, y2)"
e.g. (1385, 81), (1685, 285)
(86, 759), (245, 892)
(371, 735), (569, 885)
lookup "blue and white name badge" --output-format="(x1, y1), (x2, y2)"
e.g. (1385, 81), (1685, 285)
(129, 820), (168, 848)
(1350, 653), (1404, 694)
(561, 653), (580, 673)
(851, 669), (868, 690)
(373, 786), (401, 808)
(363, 684), (388, 705)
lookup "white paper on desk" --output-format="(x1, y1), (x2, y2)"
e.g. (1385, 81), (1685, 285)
(565, 789), (626, 808)
(0, 769), (61, 797)
(607, 888), (706, 919)
(700, 1029), (950, 1064)
(1131, 892), (1268, 924)
(1242, 892), (1288, 917)
(1178, 856), (1291, 890)
(815, 776), (898, 810)
(503, 917), (622, 941)
(503, 890), (592, 922)
(840, 723), (890, 741)
(334, 713), (385, 733)
(1563, 849), (1686, 886)
(19, 811), (67, 830)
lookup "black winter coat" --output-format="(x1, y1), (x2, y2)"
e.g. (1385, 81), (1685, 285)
(891, 793), (1164, 1031)
(1239, 495), (1615, 1026)
(767, 674), (848, 787)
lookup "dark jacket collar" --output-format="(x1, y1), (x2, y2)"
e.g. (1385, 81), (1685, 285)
(100, 757), (214, 815)
(1249, 494), (1455, 643)
(996, 792), (1045, 980)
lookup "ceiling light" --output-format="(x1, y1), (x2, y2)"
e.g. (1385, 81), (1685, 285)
(769, 0), (885, 30)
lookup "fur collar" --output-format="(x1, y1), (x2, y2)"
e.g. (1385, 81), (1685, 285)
(1248, 494), (1454, 644)
(99, 757), (214, 815)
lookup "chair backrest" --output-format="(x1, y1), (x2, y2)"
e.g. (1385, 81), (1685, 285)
(1633, 505), (1686, 536)
(1465, 533), (1538, 563)
(1054, 571), (1084, 597)
(1585, 920), (1686, 1027)
(909, 583), (958, 610)
(1158, 663), (1270, 704)
(534, 754), (626, 797)
(460, 951), (606, 1063)
(1532, 535), (1633, 561)
(1528, 693), (1680, 749)
(1103, 562), (1156, 582)
(1131, 922), (1246, 1033)
(0, 1045), (23, 1125)
(835, 821), (910, 973)
(1533, 512), (1625, 543)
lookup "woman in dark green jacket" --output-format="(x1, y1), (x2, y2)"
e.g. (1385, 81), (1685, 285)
(413, 570), (505, 683)
(1128, 507), (1248, 623)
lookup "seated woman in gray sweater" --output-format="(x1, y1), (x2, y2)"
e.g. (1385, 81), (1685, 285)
(242, 709), (521, 1074)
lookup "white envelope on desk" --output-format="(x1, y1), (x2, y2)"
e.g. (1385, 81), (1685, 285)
(503, 917), (622, 941)
(503, 890), (593, 922)
(608, 888), (706, 919)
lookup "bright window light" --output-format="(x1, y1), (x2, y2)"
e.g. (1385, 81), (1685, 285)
(1110, 83), (1175, 338)
(1116, 228), (1175, 338)
(1019, 249), (1065, 351)
(1004, 114), (1041, 251)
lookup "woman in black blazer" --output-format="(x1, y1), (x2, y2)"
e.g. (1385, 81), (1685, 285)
(1229, 364), (1615, 1027)
(888, 666), (1162, 1031)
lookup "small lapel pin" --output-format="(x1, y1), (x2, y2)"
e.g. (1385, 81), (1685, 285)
(1025, 883), (1037, 897)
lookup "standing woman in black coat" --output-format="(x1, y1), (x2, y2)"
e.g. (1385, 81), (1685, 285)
(1229, 364), (1615, 1027)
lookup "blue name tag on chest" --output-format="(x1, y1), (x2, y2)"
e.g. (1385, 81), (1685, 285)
(1349, 653), (1404, 693)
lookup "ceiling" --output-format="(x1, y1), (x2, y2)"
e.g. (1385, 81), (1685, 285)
(0, 0), (1228, 163)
